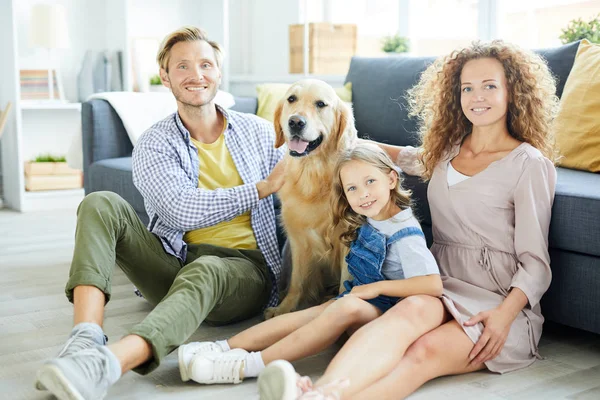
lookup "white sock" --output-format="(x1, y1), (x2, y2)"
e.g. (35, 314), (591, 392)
(100, 347), (123, 384)
(216, 340), (231, 352)
(243, 351), (266, 378)
(73, 322), (106, 344)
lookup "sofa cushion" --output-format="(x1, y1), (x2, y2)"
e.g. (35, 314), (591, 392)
(231, 96), (258, 114)
(536, 40), (580, 99)
(551, 167), (600, 257)
(88, 157), (145, 215)
(345, 56), (435, 146)
(553, 40), (600, 173)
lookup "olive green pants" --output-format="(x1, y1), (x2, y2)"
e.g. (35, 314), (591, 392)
(65, 191), (271, 374)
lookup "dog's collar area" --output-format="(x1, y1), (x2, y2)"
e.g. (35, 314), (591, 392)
(289, 134), (324, 157)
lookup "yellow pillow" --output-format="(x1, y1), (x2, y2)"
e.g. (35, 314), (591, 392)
(554, 39), (600, 172)
(256, 82), (352, 122)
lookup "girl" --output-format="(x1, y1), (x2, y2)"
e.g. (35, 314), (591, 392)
(263, 40), (558, 400)
(176, 143), (442, 396)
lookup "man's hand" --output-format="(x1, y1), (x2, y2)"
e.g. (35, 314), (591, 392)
(257, 158), (287, 199)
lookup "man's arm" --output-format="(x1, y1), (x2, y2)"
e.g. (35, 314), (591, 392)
(132, 131), (277, 232)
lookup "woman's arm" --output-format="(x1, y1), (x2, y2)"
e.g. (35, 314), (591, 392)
(350, 274), (443, 299)
(510, 156), (556, 307)
(359, 138), (424, 177)
(359, 138), (405, 162)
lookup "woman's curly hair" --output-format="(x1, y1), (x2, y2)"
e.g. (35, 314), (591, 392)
(406, 40), (560, 180)
(329, 143), (412, 248)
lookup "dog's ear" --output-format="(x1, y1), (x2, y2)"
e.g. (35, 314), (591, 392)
(273, 99), (286, 148)
(334, 100), (357, 150)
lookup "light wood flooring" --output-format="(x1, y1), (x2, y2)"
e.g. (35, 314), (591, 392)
(1, 207), (600, 400)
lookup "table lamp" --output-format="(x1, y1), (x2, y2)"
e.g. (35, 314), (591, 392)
(28, 3), (70, 102)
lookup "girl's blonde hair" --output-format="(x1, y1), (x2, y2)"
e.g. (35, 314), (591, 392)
(407, 40), (560, 180)
(330, 143), (412, 247)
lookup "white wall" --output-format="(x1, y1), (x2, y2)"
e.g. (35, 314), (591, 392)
(0, 0), (24, 210)
(229, 0), (301, 78)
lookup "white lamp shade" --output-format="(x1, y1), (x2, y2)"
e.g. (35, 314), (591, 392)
(29, 4), (70, 49)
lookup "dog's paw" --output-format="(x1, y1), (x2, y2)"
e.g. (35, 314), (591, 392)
(264, 306), (292, 319)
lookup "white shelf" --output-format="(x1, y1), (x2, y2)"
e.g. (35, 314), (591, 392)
(23, 188), (84, 211)
(24, 188), (84, 198)
(20, 102), (81, 111)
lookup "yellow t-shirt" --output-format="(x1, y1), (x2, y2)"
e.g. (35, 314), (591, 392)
(183, 119), (258, 249)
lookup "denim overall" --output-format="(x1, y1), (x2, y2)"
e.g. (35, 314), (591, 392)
(338, 223), (425, 313)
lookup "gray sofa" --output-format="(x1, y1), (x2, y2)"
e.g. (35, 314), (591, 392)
(82, 40), (600, 334)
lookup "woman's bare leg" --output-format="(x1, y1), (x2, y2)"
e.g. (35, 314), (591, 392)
(347, 320), (485, 400)
(313, 295), (447, 395)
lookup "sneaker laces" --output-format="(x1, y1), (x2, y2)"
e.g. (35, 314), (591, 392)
(72, 349), (111, 385)
(57, 329), (105, 358)
(192, 342), (221, 355)
(211, 356), (245, 384)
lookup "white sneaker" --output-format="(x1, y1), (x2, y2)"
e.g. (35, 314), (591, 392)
(258, 360), (302, 400)
(178, 341), (224, 382)
(188, 349), (248, 384)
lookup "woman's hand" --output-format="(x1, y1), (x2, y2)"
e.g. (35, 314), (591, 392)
(349, 283), (381, 300)
(464, 287), (528, 365)
(463, 307), (515, 365)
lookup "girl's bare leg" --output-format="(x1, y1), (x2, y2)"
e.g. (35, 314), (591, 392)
(228, 300), (334, 351)
(260, 296), (381, 365)
(348, 319), (485, 400)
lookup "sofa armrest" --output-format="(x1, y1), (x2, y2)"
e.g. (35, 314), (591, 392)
(82, 99), (133, 193)
(231, 96), (258, 114)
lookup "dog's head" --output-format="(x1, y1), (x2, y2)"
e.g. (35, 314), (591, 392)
(273, 79), (356, 157)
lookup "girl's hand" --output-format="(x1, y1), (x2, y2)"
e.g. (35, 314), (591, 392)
(463, 307), (515, 365)
(349, 283), (381, 300)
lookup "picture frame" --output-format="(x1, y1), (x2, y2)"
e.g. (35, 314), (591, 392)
(19, 69), (62, 102)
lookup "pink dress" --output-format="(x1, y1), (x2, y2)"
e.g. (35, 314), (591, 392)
(397, 142), (556, 373)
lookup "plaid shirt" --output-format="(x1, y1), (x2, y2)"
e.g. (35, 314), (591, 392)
(132, 106), (285, 307)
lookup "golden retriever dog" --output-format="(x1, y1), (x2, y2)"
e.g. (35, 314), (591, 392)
(265, 79), (357, 319)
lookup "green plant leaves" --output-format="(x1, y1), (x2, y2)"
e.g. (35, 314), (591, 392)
(560, 14), (600, 44)
(381, 34), (410, 53)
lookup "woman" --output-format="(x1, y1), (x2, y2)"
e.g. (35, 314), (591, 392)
(259, 40), (559, 400)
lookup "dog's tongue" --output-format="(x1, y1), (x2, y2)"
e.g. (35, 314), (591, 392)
(289, 138), (309, 153)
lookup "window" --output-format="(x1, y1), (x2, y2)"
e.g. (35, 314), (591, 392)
(409, 0), (479, 56)
(302, 0), (480, 58)
(496, 0), (600, 48)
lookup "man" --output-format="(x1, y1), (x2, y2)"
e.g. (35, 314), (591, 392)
(34, 26), (286, 400)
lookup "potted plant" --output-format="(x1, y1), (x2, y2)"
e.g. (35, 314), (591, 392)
(24, 154), (82, 191)
(149, 74), (168, 92)
(381, 34), (410, 54)
(560, 14), (600, 44)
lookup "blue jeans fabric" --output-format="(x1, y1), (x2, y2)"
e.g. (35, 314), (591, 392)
(337, 223), (425, 312)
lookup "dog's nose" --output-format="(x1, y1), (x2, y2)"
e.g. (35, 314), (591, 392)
(288, 115), (306, 132)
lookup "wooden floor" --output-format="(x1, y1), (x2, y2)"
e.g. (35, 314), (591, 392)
(2, 207), (600, 400)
